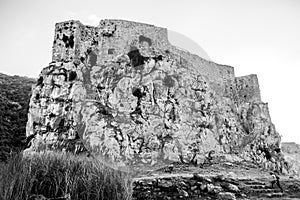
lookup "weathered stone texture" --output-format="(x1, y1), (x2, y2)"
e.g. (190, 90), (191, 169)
(26, 19), (281, 167)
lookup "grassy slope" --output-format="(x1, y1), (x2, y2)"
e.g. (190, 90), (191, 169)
(0, 152), (132, 200)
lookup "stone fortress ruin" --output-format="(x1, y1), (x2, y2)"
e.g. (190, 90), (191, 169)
(51, 19), (260, 102)
(26, 19), (282, 168)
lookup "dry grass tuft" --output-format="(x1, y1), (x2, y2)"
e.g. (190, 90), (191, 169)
(0, 152), (133, 200)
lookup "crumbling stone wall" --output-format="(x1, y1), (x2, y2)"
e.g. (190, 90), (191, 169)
(26, 19), (281, 168)
(133, 173), (243, 200)
(52, 20), (235, 92)
(52, 21), (79, 62)
(235, 74), (261, 104)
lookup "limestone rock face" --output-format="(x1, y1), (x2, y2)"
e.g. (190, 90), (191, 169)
(26, 19), (281, 166)
(281, 142), (300, 176)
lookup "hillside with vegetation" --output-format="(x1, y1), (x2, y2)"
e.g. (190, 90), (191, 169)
(0, 72), (36, 161)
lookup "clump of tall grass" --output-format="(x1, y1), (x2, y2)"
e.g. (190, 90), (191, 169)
(0, 151), (132, 200)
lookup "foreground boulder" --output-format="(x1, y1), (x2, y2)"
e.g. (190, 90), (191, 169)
(26, 19), (282, 168)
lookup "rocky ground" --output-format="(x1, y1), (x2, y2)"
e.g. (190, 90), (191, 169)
(132, 160), (300, 200)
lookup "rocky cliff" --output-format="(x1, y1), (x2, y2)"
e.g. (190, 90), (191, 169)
(26, 19), (282, 169)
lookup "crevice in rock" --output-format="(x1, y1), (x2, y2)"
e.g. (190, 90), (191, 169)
(68, 71), (77, 81)
(36, 76), (44, 86)
(62, 34), (74, 48)
(127, 48), (148, 68)
(130, 87), (147, 124)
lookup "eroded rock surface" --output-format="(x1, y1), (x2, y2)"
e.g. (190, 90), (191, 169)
(26, 19), (282, 168)
(281, 142), (300, 176)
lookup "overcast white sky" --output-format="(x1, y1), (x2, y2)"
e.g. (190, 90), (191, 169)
(0, 0), (299, 144)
